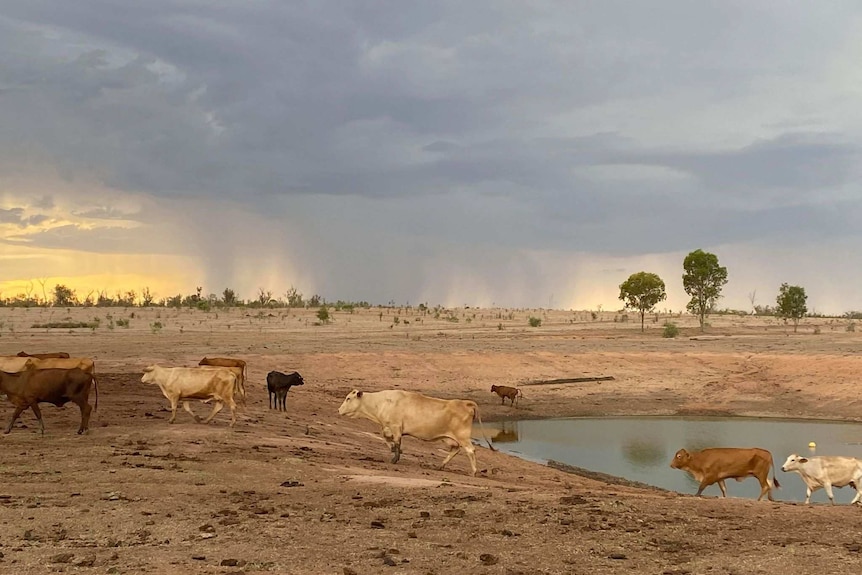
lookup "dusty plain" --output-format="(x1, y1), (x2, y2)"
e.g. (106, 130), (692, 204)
(1, 305), (862, 575)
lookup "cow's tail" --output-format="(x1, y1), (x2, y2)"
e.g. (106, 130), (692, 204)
(471, 402), (496, 452)
(92, 371), (99, 412)
(770, 455), (780, 489)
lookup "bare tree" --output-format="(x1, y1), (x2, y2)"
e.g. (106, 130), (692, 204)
(748, 290), (757, 314)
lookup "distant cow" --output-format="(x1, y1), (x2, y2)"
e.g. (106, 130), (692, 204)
(670, 447), (780, 501)
(199, 357), (246, 400)
(338, 389), (495, 476)
(266, 371), (304, 411)
(141, 365), (239, 427)
(17, 351), (71, 359)
(781, 454), (862, 505)
(0, 367), (98, 435)
(490, 385), (523, 406)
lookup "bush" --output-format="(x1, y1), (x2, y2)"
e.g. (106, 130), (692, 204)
(150, 321), (163, 334)
(662, 322), (679, 338)
(528, 316), (542, 328)
(847, 322), (856, 333)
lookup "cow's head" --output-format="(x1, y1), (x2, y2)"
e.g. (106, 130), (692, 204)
(670, 448), (691, 469)
(141, 365), (158, 384)
(291, 372), (305, 386)
(781, 454), (807, 472)
(338, 389), (364, 417)
(490, 385), (498, 392)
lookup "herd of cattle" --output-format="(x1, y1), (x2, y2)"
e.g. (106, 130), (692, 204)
(1, 351), (860, 504)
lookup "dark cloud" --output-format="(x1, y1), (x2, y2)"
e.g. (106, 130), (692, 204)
(1, 2), (862, 310)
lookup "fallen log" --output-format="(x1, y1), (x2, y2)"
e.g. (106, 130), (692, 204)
(522, 376), (615, 386)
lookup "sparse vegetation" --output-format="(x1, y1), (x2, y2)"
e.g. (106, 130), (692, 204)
(31, 321), (97, 329)
(528, 316), (542, 327)
(662, 322), (679, 338)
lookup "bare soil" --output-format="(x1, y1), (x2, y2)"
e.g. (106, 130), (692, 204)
(2, 306), (862, 574)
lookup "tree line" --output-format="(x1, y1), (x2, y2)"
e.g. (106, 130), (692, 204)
(618, 248), (809, 333)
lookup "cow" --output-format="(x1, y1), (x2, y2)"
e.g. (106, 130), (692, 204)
(670, 447), (780, 501)
(199, 357), (247, 400)
(17, 351), (71, 359)
(490, 384), (523, 406)
(266, 371), (304, 411)
(0, 367), (98, 435)
(338, 389), (495, 476)
(0, 356), (35, 373)
(141, 365), (239, 427)
(781, 454), (862, 505)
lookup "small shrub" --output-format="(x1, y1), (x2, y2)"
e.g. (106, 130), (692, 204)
(150, 321), (163, 334)
(528, 316), (542, 328)
(662, 322), (679, 338)
(116, 318), (130, 328)
(317, 306), (330, 324)
(847, 322), (856, 333)
(31, 321), (97, 329)
(497, 323), (503, 330)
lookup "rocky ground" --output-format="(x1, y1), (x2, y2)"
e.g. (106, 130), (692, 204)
(1, 306), (862, 574)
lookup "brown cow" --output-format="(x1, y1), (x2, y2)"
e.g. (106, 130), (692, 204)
(490, 385), (523, 406)
(0, 367), (98, 435)
(17, 351), (71, 359)
(199, 357), (246, 400)
(670, 447), (780, 501)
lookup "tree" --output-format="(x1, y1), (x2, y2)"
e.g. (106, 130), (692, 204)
(222, 288), (237, 306)
(776, 283), (807, 332)
(619, 272), (667, 332)
(141, 287), (154, 307)
(53, 284), (76, 307)
(317, 305), (330, 324)
(682, 249), (728, 332)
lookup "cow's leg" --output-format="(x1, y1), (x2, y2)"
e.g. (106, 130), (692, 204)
(695, 481), (712, 497)
(804, 486), (813, 504)
(4, 405), (26, 434)
(268, 390), (274, 410)
(182, 401), (201, 423)
(167, 396), (180, 424)
(824, 483), (836, 505)
(756, 477), (772, 501)
(381, 427), (401, 463)
(278, 390), (287, 411)
(500, 397), (505, 405)
(464, 443), (478, 476)
(439, 438), (461, 470)
(226, 397), (237, 427)
(717, 479), (728, 498)
(851, 484), (862, 505)
(30, 404), (45, 435)
(76, 399), (92, 434)
(202, 400), (224, 424)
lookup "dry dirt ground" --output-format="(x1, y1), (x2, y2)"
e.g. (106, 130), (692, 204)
(2, 306), (862, 575)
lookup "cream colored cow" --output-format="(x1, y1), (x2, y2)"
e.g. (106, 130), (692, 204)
(338, 389), (494, 476)
(141, 365), (239, 427)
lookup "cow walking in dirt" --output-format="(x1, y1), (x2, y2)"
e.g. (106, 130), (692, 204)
(0, 367), (98, 435)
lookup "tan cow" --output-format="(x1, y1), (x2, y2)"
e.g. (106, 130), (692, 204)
(199, 357), (246, 400)
(141, 365), (239, 426)
(670, 447), (780, 501)
(490, 384), (523, 406)
(338, 389), (495, 476)
(781, 454), (862, 505)
(0, 356), (35, 373)
(0, 356), (95, 377)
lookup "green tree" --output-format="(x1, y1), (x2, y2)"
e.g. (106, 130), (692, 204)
(53, 284), (76, 307)
(317, 305), (330, 324)
(222, 288), (237, 306)
(619, 272), (667, 332)
(682, 249), (728, 332)
(775, 283), (807, 332)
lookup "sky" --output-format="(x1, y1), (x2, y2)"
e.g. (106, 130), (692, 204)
(2, 2), (862, 314)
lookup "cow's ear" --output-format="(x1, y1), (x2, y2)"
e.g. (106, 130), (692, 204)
(357, 391), (363, 398)
(799, 457), (808, 463)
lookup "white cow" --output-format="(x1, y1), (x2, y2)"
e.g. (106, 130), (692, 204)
(781, 454), (862, 505)
(141, 365), (239, 427)
(338, 389), (494, 476)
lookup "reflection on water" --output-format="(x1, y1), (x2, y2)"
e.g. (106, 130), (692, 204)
(489, 421), (519, 444)
(484, 417), (862, 503)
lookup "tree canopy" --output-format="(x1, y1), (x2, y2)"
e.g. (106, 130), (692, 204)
(775, 283), (807, 332)
(619, 272), (667, 332)
(682, 249), (728, 332)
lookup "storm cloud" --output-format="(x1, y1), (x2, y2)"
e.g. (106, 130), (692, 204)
(2, 2), (862, 312)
